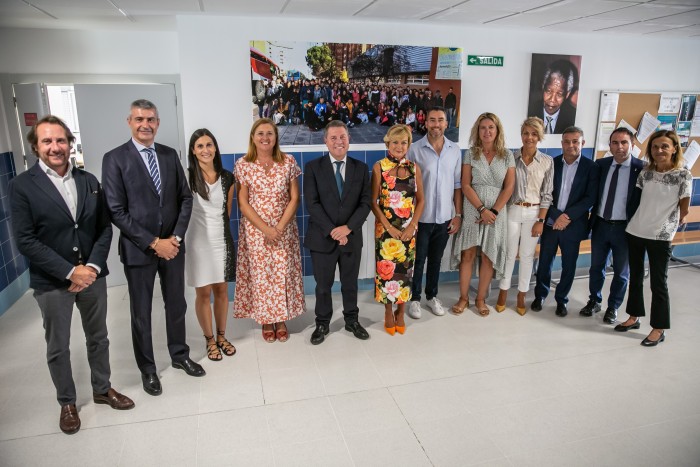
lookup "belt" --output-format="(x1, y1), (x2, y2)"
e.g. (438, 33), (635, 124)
(597, 216), (627, 226)
(512, 202), (540, 207)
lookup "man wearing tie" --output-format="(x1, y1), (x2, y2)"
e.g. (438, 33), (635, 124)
(304, 120), (371, 345)
(527, 60), (577, 134)
(580, 127), (644, 324)
(102, 99), (203, 397)
(532, 126), (599, 316)
(10, 115), (134, 434)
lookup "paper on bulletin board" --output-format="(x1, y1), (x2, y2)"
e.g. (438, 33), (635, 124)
(636, 112), (660, 144)
(658, 93), (682, 114)
(683, 140), (700, 170)
(691, 101), (700, 137)
(677, 121), (691, 147)
(657, 115), (677, 131)
(631, 145), (641, 158)
(617, 119), (637, 134)
(598, 122), (615, 150)
(600, 93), (619, 121)
(435, 48), (463, 79)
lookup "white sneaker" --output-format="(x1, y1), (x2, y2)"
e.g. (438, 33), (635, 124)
(426, 297), (446, 316)
(407, 301), (422, 319)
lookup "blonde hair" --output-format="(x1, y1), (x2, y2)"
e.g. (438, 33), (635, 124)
(383, 124), (413, 148)
(521, 116), (545, 142)
(645, 130), (685, 172)
(244, 118), (284, 163)
(469, 112), (507, 159)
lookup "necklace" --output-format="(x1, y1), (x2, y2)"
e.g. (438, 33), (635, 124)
(257, 158), (274, 170)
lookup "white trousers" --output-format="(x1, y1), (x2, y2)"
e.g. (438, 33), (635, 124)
(499, 205), (540, 292)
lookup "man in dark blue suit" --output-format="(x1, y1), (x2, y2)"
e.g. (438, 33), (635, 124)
(532, 126), (600, 316)
(580, 127), (644, 324)
(304, 121), (371, 345)
(10, 116), (134, 434)
(102, 99), (203, 397)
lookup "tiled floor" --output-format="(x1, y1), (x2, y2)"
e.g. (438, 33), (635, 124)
(1, 266), (700, 466)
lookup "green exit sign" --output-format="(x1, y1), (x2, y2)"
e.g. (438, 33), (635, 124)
(467, 55), (504, 67)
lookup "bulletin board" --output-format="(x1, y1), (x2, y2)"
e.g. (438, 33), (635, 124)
(594, 91), (700, 177)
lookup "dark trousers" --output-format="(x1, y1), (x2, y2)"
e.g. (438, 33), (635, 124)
(535, 226), (582, 305)
(588, 220), (630, 310)
(34, 277), (110, 406)
(410, 221), (450, 302)
(310, 246), (361, 326)
(626, 233), (671, 329)
(124, 253), (190, 374)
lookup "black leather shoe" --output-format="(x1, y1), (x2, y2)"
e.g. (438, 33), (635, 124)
(345, 321), (370, 340)
(614, 320), (641, 332)
(641, 331), (665, 347)
(310, 323), (329, 345)
(555, 302), (568, 317)
(172, 358), (206, 377)
(579, 300), (601, 317)
(603, 307), (617, 324)
(141, 372), (162, 396)
(530, 298), (543, 312)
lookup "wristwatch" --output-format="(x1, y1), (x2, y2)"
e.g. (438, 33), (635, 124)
(536, 218), (545, 223)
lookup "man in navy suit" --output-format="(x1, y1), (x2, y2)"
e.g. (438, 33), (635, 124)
(580, 127), (644, 324)
(10, 115), (133, 435)
(532, 126), (600, 316)
(304, 121), (371, 345)
(102, 99), (203, 397)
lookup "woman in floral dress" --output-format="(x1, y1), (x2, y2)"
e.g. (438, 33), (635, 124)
(371, 125), (424, 335)
(234, 118), (305, 342)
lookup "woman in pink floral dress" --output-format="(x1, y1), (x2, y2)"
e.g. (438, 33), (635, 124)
(370, 125), (424, 335)
(234, 118), (305, 342)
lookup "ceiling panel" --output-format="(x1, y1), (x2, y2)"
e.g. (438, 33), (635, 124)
(592, 3), (698, 20)
(643, 9), (700, 24)
(428, 9), (520, 24)
(595, 21), (677, 33)
(542, 17), (632, 31)
(202, 0), (288, 14)
(354, 2), (446, 19)
(646, 24), (700, 36)
(116, 0), (200, 10)
(650, 0), (700, 5)
(283, 0), (368, 17)
(31, 0), (116, 11)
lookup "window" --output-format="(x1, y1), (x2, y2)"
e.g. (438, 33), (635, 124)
(406, 74), (429, 85)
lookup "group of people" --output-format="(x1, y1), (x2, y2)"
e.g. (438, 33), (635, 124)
(253, 76), (459, 132)
(9, 99), (691, 436)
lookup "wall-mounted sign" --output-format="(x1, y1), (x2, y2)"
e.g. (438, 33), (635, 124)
(467, 55), (503, 67)
(24, 113), (38, 126)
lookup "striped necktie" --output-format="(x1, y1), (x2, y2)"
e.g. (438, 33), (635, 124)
(143, 148), (161, 195)
(334, 160), (344, 196)
(545, 116), (553, 134)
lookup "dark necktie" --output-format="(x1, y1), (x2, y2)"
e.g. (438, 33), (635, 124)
(603, 163), (620, 220)
(143, 148), (161, 195)
(334, 160), (344, 196)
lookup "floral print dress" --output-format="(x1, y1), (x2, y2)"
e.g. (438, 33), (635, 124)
(374, 156), (417, 304)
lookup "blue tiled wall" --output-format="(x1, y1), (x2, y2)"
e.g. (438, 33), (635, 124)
(0, 152), (30, 316)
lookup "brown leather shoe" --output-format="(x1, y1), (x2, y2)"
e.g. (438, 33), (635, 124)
(59, 404), (80, 434)
(93, 388), (135, 410)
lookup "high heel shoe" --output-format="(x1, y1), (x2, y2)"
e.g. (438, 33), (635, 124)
(475, 298), (489, 317)
(451, 297), (469, 315)
(385, 325), (396, 336)
(641, 330), (665, 347)
(516, 292), (527, 316)
(394, 310), (405, 334)
(495, 289), (507, 313)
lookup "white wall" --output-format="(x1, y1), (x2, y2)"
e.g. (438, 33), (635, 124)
(176, 15), (700, 153)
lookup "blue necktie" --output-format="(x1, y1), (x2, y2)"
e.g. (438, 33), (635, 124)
(334, 160), (344, 196)
(603, 163), (620, 220)
(143, 148), (161, 195)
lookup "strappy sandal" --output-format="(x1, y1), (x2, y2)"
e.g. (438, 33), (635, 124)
(475, 298), (490, 317)
(451, 297), (469, 315)
(275, 322), (289, 342)
(262, 324), (276, 343)
(204, 335), (222, 361)
(216, 330), (236, 356)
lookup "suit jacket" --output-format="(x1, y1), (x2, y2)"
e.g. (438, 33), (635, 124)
(102, 140), (192, 266)
(527, 99), (577, 134)
(590, 156), (644, 230)
(9, 162), (112, 291)
(547, 154), (600, 241)
(304, 155), (371, 253)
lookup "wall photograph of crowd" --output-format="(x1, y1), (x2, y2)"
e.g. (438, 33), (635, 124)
(250, 41), (462, 145)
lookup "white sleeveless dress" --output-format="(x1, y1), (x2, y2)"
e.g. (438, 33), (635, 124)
(185, 178), (226, 287)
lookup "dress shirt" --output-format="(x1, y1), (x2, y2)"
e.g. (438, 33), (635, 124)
(329, 153), (347, 179)
(598, 156), (632, 221)
(544, 108), (560, 134)
(557, 154), (581, 212)
(510, 149), (554, 209)
(407, 135), (462, 224)
(38, 159), (101, 278)
(131, 138), (162, 180)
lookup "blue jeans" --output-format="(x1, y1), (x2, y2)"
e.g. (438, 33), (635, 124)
(411, 221), (450, 302)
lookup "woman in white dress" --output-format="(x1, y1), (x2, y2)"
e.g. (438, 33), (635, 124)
(186, 129), (237, 361)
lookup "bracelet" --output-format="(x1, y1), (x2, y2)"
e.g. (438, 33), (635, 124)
(490, 208), (499, 216)
(455, 213), (462, 218)
(477, 205), (486, 214)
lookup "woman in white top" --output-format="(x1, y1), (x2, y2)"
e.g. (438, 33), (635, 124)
(615, 130), (691, 347)
(186, 129), (237, 361)
(496, 117), (554, 315)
